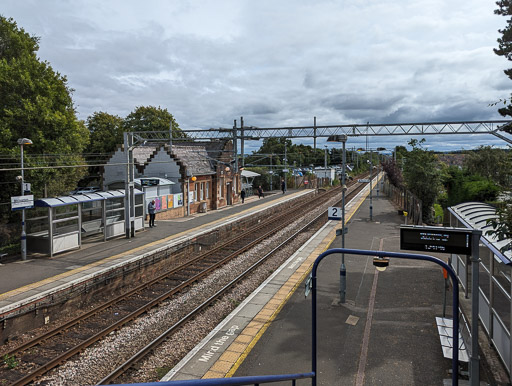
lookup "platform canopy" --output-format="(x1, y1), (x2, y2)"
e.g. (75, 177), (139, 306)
(241, 170), (260, 178)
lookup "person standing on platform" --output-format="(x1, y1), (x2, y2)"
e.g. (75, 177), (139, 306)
(241, 189), (246, 203)
(148, 200), (156, 228)
(257, 185), (264, 199)
(281, 179), (286, 194)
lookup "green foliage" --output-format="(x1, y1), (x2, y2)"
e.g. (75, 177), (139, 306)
(441, 165), (500, 207)
(433, 203), (444, 224)
(3, 354), (18, 369)
(402, 139), (441, 222)
(381, 158), (403, 187)
(248, 137), (326, 168)
(123, 105), (185, 138)
(464, 146), (511, 188)
(87, 111), (124, 155)
(495, 1), (512, 120)
(155, 367), (172, 379)
(486, 199), (512, 253)
(0, 16), (88, 208)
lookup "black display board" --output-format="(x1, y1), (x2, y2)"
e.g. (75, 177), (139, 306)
(400, 225), (473, 255)
(140, 178), (159, 186)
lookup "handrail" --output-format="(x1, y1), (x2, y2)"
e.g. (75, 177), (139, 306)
(108, 372), (315, 385)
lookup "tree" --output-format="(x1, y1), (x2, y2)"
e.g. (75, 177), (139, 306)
(0, 17), (89, 198)
(87, 112), (124, 155)
(381, 158), (403, 188)
(123, 106), (184, 138)
(488, 2), (512, 252)
(0, 16), (89, 252)
(464, 145), (511, 188)
(402, 139), (442, 222)
(495, 1), (512, 122)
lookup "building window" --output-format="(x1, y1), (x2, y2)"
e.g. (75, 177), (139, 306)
(220, 178), (224, 198)
(206, 182), (210, 199)
(194, 183), (199, 201)
(200, 182), (205, 201)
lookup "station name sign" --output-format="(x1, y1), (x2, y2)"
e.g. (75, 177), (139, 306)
(400, 225), (472, 255)
(11, 195), (34, 210)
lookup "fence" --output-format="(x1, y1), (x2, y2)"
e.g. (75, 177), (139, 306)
(381, 176), (422, 225)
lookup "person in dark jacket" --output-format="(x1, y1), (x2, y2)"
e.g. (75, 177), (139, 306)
(241, 189), (246, 203)
(281, 179), (286, 194)
(257, 185), (264, 198)
(148, 200), (156, 227)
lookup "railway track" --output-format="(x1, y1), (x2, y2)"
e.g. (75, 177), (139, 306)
(0, 174), (374, 385)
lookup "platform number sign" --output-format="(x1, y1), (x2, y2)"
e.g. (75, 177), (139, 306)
(328, 207), (342, 220)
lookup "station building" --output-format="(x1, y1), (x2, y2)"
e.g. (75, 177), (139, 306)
(103, 140), (241, 218)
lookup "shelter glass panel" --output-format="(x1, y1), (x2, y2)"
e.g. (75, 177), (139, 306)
(81, 201), (103, 237)
(480, 244), (490, 271)
(27, 207), (49, 235)
(105, 197), (124, 224)
(479, 263), (491, 301)
(492, 280), (511, 334)
(135, 194), (144, 217)
(493, 259), (511, 295)
(55, 204), (78, 219)
(53, 217), (79, 235)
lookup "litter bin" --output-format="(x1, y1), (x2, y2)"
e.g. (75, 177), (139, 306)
(199, 202), (207, 213)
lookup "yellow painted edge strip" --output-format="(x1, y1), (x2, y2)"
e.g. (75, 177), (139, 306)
(0, 191), (310, 302)
(223, 183), (373, 378)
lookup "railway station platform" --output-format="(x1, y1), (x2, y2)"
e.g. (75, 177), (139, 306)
(0, 177), (507, 385)
(163, 178), (506, 385)
(0, 189), (312, 321)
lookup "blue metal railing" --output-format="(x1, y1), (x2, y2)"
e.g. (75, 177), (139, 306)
(109, 372), (315, 385)
(108, 248), (460, 386)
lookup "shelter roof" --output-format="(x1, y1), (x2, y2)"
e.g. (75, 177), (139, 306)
(241, 170), (261, 178)
(35, 189), (143, 207)
(449, 201), (511, 265)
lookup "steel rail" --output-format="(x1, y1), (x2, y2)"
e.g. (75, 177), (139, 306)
(3, 183), (350, 385)
(98, 181), (368, 384)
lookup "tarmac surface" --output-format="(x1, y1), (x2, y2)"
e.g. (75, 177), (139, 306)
(0, 180), (507, 385)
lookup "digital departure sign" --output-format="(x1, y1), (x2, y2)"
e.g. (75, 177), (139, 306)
(400, 225), (473, 255)
(140, 179), (159, 186)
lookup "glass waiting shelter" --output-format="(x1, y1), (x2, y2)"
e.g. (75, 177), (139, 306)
(448, 201), (512, 377)
(27, 189), (144, 257)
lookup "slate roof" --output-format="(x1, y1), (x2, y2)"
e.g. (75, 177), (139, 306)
(171, 145), (215, 176)
(124, 141), (229, 177)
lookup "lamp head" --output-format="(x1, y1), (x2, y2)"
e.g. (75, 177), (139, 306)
(191, 176), (197, 182)
(17, 138), (33, 146)
(373, 257), (389, 272)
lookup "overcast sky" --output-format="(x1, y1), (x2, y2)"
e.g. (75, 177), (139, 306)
(2, 0), (512, 153)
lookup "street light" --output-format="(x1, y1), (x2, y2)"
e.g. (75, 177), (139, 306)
(327, 134), (348, 303)
(17, 137), (32, 261)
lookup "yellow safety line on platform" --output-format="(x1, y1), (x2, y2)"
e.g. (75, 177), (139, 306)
(221, 181), (376, 379)
(0, 192), (309, 302)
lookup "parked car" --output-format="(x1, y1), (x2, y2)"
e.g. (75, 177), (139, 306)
(69, 187), (101, 195)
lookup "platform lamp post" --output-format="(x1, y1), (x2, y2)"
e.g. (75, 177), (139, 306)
(18, 138), (32, 261)
(327, 134), (348, 303)
(186, 171), (196, 216)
